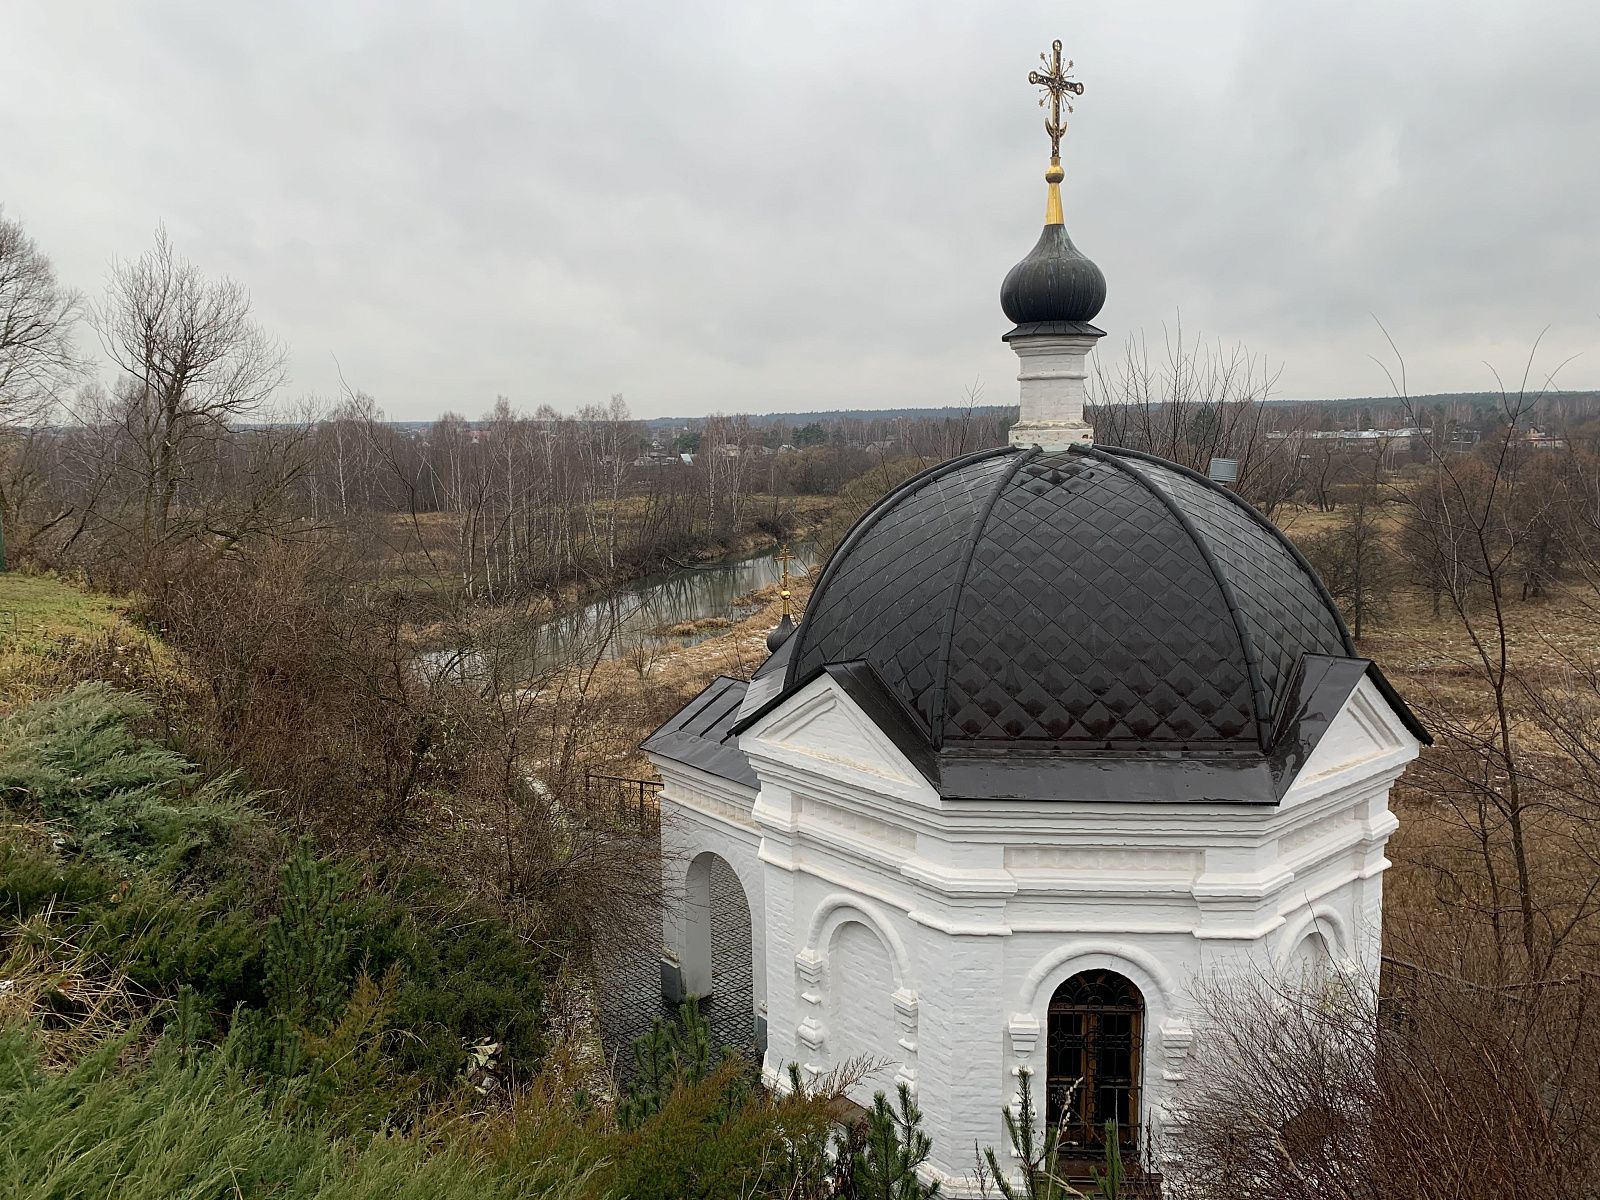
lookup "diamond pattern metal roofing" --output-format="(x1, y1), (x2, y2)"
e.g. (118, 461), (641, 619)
(784, 443), (1355, 753)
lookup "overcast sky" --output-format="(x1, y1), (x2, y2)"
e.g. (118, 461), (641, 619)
(4, 1), (1598, 421)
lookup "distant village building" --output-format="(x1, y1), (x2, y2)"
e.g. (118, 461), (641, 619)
(643, 41), (1426, 1193)
(1267, 426), (1425, 478)
(1266, 427), (1423, 444)
(713, 442), (768, 458)
(1523, 426), (1567, 450)
(632, 450), (682, 468)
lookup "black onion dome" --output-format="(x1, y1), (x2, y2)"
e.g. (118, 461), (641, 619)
(1000, 224), (1107, 325)
(774, 445), (1358, 758)
(766, 613), (795, 653)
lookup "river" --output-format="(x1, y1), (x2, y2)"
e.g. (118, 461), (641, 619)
(425, 541), (820, 681)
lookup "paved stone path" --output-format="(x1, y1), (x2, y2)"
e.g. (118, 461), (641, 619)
(597, 855), (758, 1080)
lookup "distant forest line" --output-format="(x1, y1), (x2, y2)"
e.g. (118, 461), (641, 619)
(629, 389), (1600, 431)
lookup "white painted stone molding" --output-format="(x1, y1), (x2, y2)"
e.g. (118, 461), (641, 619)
(1006, 1012), (1040, 1060)
(1159, 1018), (1194, 1084)
(797, 1017), (826, 1081)
(1006, 1014), (1042, 1112)
(892, 987), (920, 1091)
(795, 949), (826, 1008)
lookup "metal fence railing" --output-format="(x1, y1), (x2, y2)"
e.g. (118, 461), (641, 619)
(585, 772), (661, 834)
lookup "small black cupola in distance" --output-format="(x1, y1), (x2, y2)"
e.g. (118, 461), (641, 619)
(765, 543), (798, 652)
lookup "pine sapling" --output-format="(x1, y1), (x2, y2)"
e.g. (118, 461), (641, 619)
(1090, 1119), (1126, 1200)
(853, 1081), (941, 1199)
(980, 1069), (1081, 1200)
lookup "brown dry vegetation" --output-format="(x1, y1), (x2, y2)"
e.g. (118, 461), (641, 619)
(366, 494), (837, 607)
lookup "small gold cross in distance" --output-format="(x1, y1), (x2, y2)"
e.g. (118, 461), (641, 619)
(775, 543), (796, 616)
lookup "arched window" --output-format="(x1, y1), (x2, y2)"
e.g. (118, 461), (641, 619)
(1046, 969), (1143, 1154)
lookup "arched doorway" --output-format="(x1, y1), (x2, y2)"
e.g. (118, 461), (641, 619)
(678, 851), (758, 1050)
(1046, 969), (1143, 1155)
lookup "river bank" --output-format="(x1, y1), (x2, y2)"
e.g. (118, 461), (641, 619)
(384, 495), (837, 621)
(414, 496), (835, 684)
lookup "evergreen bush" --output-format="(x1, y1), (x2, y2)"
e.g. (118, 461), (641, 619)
(342, 868), (548, 1090)
(0, 683), (244, 868)
(0, 685), (552, 1126)
(620, 997), (726, 1128)
(980, 1070), (1072, 1200)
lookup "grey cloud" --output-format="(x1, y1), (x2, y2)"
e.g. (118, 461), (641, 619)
(2, 0), (1596, 419)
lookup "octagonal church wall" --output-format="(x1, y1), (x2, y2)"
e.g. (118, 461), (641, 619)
(652, 668), (1418, 1195)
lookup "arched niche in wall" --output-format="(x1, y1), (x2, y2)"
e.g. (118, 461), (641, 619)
(826, 918), (900, 1080)
(1275, 907), (1353, 994)
(1286, 929), (1335, 990)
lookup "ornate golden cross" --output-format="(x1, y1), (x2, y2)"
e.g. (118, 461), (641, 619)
(1029, 39), (1084, 163)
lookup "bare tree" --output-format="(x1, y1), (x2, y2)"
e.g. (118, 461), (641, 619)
(0, 207), (82, 424)
(0, 209), (85, 566)
(88, 226), (286, 560)
(1378, 328), (1589, 980)
(1302, 453), (1391, 638)
(1174, 965), (1600, 1200)
(1090, 317), (1302, 515)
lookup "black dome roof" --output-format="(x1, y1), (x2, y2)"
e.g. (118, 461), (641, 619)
(1000, 224), (1107, 325)
(776, 445), (1358, 757)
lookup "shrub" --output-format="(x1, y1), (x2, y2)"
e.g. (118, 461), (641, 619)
(0, 835), (120, 920)
(0, 833), (266, 1027)
(0, 686), (551, 1120)
(266, 845), (356, 1024)
(611, 1061), (813, 1200)
(0, 1021), (604, 1200)
(354, 884), (548, 1090)
(852, 1083), (940, 1199)
(0, 683), (245, 869)
(82, 874), (266, 1018)
(619, 999), (723, 1128)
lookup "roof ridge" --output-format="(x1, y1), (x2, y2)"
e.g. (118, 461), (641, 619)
(1081, 445), (1273, 752)
(1101, 445), (1357, 654)
(783, 445), (1020, 693)
(928, 446), (1039, 748)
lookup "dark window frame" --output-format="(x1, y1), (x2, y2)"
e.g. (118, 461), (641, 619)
(1045, 968), (1144, 1154)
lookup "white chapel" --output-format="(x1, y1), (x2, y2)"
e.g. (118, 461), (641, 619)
(643, 40), (1426, 1193)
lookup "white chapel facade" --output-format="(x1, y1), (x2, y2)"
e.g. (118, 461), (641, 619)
(643, 40), (1426, 1193)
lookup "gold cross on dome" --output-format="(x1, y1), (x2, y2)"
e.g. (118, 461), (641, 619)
(776, 543), (796, 619)
(1029, 39), (1084, 163)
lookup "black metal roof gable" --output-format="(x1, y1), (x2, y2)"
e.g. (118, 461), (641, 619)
(642, 675), (758, 790)
(687, 649), (1424, 804)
